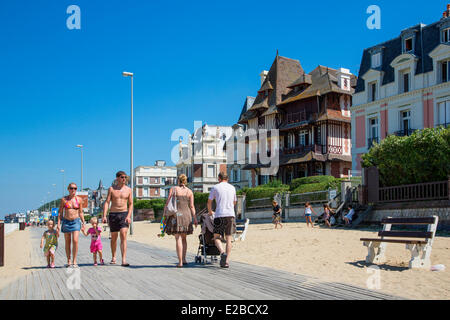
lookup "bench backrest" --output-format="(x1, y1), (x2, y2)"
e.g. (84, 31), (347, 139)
(380, 216), (439, 246)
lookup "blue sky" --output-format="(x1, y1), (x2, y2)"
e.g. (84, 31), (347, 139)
(0, 0), (444, 216)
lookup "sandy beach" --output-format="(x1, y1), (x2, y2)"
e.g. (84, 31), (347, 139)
(0, 228), (33, 289)
(129, 220), (450, 300)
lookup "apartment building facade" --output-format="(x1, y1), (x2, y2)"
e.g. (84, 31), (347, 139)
(351, 4), (450, 171)
(134, 161), (177, 199)
(177, 124), (232, 193)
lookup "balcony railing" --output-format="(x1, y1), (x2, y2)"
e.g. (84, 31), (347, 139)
(394, 128), (415, 137)
(281, 144), (323, 155)
(367, 137), (379, 149)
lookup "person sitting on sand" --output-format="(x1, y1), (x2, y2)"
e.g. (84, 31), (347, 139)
(272, 200), (283, 229)
(40, 220), (58, 268)
(343, 205), (355, 225)
(81, 217), (104, 266)
(304, 202), (316, 228)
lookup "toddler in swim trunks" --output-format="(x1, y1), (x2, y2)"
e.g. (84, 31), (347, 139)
(40, 220), (58, 268)
(82, 217), (104, 266)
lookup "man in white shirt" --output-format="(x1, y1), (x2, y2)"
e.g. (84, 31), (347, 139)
(208, 172), (237, 268)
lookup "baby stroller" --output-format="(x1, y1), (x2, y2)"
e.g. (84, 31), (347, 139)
(194, 211), (221, 265)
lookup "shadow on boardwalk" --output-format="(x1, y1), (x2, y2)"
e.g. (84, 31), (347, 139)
(0, 227), (404, 300)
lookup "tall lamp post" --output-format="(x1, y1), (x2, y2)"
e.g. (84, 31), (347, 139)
(76, 145), (84, 191)
(122, 71), (134, 235)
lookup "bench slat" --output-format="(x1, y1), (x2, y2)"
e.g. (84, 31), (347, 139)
(381, 217), (436, 225)
(378, 231), (433, 239)
(360, 238), (428, 245)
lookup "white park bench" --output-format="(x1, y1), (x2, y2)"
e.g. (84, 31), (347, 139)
(360, 216), (439, 269)
(233, 218), (250, 241)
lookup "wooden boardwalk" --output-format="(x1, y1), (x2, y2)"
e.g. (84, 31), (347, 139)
(0, 227), (402, 300)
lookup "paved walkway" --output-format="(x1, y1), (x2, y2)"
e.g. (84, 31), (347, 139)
(0, 227), (402, 300)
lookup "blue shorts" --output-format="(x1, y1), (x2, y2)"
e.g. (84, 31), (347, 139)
(61, 218), (81, 233)
(305, 214), (312, 217)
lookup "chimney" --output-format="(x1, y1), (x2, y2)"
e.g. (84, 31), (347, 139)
(337, 68), (352, 91)
(442, 4), (450, 19)
(260, 70), (268, 85)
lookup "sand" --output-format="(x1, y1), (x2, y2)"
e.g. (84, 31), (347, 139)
(129, 220), (450, 300)
(0, 228), (33, 289)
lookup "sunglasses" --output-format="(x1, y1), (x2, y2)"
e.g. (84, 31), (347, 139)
(69, 187), (77, 190)
(120, 176), (127, 179)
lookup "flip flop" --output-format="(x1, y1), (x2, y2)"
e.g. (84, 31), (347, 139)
(72, 264), (79, 268)
(110, 260), (116, 265)
(221, 263), (230, 268)
(220, 253), (227, 268)
(121, 263), (130, 267)
(65, 264), (71, 268)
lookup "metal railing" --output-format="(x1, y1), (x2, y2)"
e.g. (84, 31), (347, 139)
(289, 190), (329, 206)
(281, 144), (323, 155)
(378, 180), (449, 203)
(394, 128), (415, 137)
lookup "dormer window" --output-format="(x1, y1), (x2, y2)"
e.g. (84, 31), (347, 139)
(440, 60), (450, 83)
(368, 81), (377, 102)
(371, 52), (382, 68)
(399, 69), (410, 93)
(442, 28), (450, 43)
(404, 37), (413, 53)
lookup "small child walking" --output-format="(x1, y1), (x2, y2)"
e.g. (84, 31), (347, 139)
(304, 202), (317, 228)
(40, 220), (58, 268)
(82, 217), (104, 266)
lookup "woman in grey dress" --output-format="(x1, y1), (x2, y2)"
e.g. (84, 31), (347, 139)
(164, 174), (198, 267)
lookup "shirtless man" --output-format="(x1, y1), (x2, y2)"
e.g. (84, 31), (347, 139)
(102, 171), (133, 267)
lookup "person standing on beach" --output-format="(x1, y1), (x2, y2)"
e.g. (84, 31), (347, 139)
(272, 200), (283, 229)
(57, 183), (86, 268)
(304, 202), (316, 228)
(102, 171), (133, 267)
(207, 172), (237, 268)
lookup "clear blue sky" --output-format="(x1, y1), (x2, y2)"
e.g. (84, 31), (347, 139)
(0, 0), (444, 217)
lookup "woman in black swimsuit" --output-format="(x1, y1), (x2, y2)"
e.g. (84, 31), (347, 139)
(272, 200), (283, 229)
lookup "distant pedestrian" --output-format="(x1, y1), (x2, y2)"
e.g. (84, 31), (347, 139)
(57, 183), (86, 268)
(322, 204), (334, 228)
(81, 217), (104, 266)
(272, 200), (283, 229)
(304, 202), (316, 228)
(208, 172), (237, 268)
(40, 220), (58, 268)
(163, 174), (197, 268)
(102, 171), (133, 267)
(343, 205), (355, 225)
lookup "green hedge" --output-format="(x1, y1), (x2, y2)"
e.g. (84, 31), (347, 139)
(289, 176), (336, 191)
(362, 127), (450, 186)
(194, 192), (209, 211)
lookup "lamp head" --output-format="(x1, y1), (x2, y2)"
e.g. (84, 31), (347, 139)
(122, 71), (133, 77)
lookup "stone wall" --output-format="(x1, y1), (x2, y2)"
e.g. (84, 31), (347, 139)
(364, 200), (450, 230)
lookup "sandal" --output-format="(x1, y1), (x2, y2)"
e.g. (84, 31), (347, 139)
(72, 264), (79, 268)
(110, 259), (116, 265)
(50, 263), (55, 269)
(221, 263), (230, 268)
(220, 253), (227, 268)
(100, 259), (105, 265)
(121, 263), (130, 267)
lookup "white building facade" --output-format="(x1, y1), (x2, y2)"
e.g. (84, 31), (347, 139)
(351, 7), (450, 171)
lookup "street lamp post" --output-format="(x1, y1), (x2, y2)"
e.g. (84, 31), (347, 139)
(76, 145), (83, 191)
(122, 71), (134, 235)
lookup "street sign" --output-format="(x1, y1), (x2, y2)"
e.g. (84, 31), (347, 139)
(51, 208), (59, 217)
(329, 189), (337, 200)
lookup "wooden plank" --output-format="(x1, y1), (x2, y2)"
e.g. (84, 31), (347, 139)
(381, 217), (435, 225)
(25, 273), (33, 299)
(360, 238), (427, 244)
(378, 231), (432, 238)
(16, 274), (26, 299)
(0, 281), (12, 300)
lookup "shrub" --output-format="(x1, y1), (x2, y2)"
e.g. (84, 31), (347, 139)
(292, 182), (330, 194)
(362, 127), (450, 186)
(194, 192), (209, 211)
(289, 176), (336, 191)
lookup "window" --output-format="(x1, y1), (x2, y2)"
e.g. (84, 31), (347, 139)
(143, 188), (149, 197)
(441, 60), (449, 83)
(437, 101), (450, 127)
(207, 145), (215, 156)
(207, 165), (215, 178)
(368, 117), (379, 148)
(143, 177), (149, 185)
(368, 82), (377, 102)
(442, 28), (450, 43)
(404, 38), (413, 52)
(400, 70), (410, 93)
(161, 177), (166, 184)
(371, 52), (381, 68)
(400, 110), (411, 134)
(155, 188), (159, 195)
